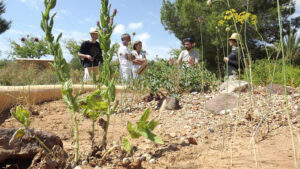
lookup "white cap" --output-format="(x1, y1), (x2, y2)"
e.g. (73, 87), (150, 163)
(89, 27), (99, 34)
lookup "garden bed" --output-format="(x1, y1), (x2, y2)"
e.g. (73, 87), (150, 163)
(1, 87), (299, 168)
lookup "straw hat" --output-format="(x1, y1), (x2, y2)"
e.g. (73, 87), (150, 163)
(229, 33), (240, 41)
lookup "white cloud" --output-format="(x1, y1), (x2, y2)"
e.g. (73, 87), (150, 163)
(19, 0), (42, 10)
(135, 32), (151, 43)
(128, 22), (143, 30)
(113, 24), (125, 35)
(7, 29), (29, 36)
(54, 29), (89, 41)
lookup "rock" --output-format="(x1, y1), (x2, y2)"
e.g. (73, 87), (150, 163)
(219, 109), (231, 115)
(158, 96), (180, 111)
(0, 128), (63, 164)
(149, 158), (156, 164)
(94, 166), (101, 169)
(205, 94), (238, 114)
(82, 160), (88, 165)
(219, 80), (249, 94)
(142, 153), (152, 161)
(122, 157), (130, 164)
(130, 159), (143, 169)
(169, 132), (177, 138)
(266, 83), (295, 95)
(142, 94), (153, 102)
(74, 166), (82, 169)
(187, 137), (198, 145)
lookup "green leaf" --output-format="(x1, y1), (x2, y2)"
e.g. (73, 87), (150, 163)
(122, 138), (132, 153)
(127, 122), (141, 138)
(140, 129), (164, 144)
(139, 108), (150, 122)
(11, 106), (30, 127)
(9, 128), (26, 145)
(146, 119), (159, 131)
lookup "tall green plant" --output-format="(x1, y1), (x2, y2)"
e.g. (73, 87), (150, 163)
(93, 0), (118, 149)
(40, 0), (81, 163)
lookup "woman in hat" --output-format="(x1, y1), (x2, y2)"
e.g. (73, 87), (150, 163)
(131, 41), (147, 79)
(223, 33), (245, 80)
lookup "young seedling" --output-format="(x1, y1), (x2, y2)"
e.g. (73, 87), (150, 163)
(9, 105), (57, 161)
(79, 89), (109, 147)
(122, 108), (164, 154)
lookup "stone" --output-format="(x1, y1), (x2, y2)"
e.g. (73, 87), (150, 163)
(169, 132), (177, 138)
(158, 96), (181, 111)
(205, 94), (238, 114)
(94, 166), (101, 169)
(266, 83), (295, 95)
(149, 158), (156, 164)
(219, 80), (249, 94)
(74, 166), (82, 169)
(0, 128), (63, 164)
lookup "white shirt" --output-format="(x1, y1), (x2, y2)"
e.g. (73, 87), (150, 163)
(118, 43), (132, 68)
(178, 49), (199, 63)
(131, 50), (146, 69)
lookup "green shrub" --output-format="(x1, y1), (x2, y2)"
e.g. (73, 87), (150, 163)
(141, 59), (218, 96)
(0, 61), (86, 85)
(244, 59), (300, 87)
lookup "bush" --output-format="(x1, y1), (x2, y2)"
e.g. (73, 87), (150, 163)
(0, 61), (86, 85)
(141, 59), (218, 97)
(244, 59), (300, 87)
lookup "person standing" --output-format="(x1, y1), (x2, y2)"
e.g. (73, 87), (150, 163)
(223, 33), (245, 80)
(170, 38), (199, 66)
(118, 33), (134, 82)
(78, 27), (103, 81)
(131, 40), (147, 79)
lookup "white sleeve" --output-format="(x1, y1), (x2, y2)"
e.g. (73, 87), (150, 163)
(178, 51), (184, 61)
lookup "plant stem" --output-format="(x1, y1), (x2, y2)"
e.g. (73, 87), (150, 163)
(71, 110), (79, 163)
(101, 113), (110, 149)
(34, 135), (57, 161)
(277, 0), (298, 168)
(92, 119), (95, 147)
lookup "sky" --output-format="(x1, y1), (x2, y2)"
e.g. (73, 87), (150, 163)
(0, 0), (300, 61)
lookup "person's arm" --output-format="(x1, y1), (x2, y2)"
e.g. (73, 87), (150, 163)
(227, 51), (239, 66)
(78, 42), (94, 61)
(78, 52), (94, 61)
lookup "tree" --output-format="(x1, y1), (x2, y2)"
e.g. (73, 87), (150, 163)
(9, 35), (50, 59)
(64, 39), (82, 70)
(160, 0), (300, 67)
(0, 1), (11, 34)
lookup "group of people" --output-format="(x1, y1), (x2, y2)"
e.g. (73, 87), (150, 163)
(78, 27), (147, 82)
(118, 33), (147, 81)
(77, 27), (244, 82)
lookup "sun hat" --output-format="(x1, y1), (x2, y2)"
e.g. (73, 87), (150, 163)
(89, 27), (99, 34)
(229, 33), (240, 41)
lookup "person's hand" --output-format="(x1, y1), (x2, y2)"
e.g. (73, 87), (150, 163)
(223, 57), (229, 62)
(87, 55), (94, 62)
(188, 57), (195, 65)
(169, 57), (175, 64)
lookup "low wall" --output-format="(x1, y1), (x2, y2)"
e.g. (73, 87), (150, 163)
(0, 85), (125, 113)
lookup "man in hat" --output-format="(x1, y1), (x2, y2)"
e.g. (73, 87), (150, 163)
(78, 27), (103, 81)
(223, 33), (245, 80)
(170, 37), (199, 66)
